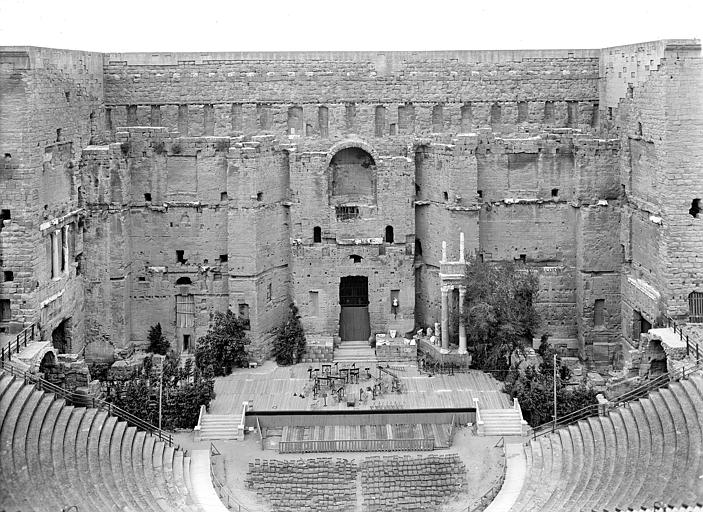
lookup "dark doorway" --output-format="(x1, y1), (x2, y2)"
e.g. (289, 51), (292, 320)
(183, 334), (191, 352)
(339, 276), (370, 341)
(52, 319), (70, 354)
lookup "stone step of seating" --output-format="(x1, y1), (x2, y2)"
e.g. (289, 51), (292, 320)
(508, 372), (703, 512)
(0, 370), (207, 511)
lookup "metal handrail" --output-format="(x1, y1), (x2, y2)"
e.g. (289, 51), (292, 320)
(0, 358), (178, 449)
(531, 361), (702, 439)
(209, 442), (255, 512)
(1, 324), (37, 362)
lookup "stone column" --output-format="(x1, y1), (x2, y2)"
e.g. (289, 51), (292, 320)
(441, 285), (450, 351)
(459, 232), (465, 263)
(458, 286), (467, 354)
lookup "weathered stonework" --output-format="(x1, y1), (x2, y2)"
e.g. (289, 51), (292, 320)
(1, 41), (700, 367)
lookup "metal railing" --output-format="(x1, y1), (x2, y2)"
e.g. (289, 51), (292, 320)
(0, 324), (37, 362)
(530, 360), (702, 439)
(209, 442), (257, 512)
(0, 358), (178, 449)
(665, 315), (701, 363)
(460, 447), (508, 512)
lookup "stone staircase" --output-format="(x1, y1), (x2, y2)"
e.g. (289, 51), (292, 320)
(197, 413), (240, 441)
(334, 340), (377, 363)
(480, 408), (525, 436)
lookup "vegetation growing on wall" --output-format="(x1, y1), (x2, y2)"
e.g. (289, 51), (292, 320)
(194, 310), (250, 376)
(273, 304), (307, 366)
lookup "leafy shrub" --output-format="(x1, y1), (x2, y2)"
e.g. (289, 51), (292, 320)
(194, 310), (250, 376)
(147, 323), (170, 355)
(106, 353), (215, 430)
(171, 142), (182, 154)
(273, 304), (306, 366)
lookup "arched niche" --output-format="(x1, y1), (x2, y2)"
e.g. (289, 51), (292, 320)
(328, 145), (378, 205)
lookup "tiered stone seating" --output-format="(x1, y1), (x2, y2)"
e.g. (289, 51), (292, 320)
(509, 373), (703, 511)
(246, 457), (358, 511)
(360, 453), (467, 512)
(0, 371), (203, 511)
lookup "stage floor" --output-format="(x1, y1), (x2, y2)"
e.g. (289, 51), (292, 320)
(210, 361), (511, 414)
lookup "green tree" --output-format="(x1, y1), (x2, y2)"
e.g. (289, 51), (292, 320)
(194, 310), (250, 376)
(273, 304), (307, 366)
(147, 323), (170, 355)
(462, 257), (541, 379)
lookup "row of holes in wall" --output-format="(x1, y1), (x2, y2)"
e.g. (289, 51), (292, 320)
(313, 226), (394, 243)
(107, 101), (599, 136)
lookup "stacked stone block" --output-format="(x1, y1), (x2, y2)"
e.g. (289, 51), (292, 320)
(246, 457), (358, 512)
(360, 454), (467, 512)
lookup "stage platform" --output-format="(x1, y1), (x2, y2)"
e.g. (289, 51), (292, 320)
(210, 361), (511, 415)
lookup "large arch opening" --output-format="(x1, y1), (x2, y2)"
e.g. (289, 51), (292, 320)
(329, 147), (376, 205)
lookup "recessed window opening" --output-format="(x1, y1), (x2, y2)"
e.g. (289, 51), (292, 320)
(56, 129), (62, 142)
(3, 271), (13, 282)
(4, 153), (11, 160)
(551, 188), (559, 197)
(519, 254), (526, 263)
(350, 255), (363, 264)
(443, 191), (449, 201)
(415, 239), (423, 256)
(175, 276), (192, 285)
(144, 193), (152, 202)
(385, 225), (394, 243)
(256, 192), (263, 201)
(313, 226), (322, 243)
(690, 292), (703, 323)
(336, 206), (360, 221)
(689, 198), (701, 218)
(219, 254), (228, 263)
(176, 250), (186, 264)
(220, 192), (228, 201)
(594, 299), (605, 326)
(477, 190), (483, 198)
(0, 299), (10, 322)
(138, 276), (146, 282)
(636, 122), (643, 136)
(239, 303), (250, 329)
(266, 283), (272, 302)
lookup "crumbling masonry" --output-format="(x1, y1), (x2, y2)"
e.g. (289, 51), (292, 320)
(0, 40), (701, 366)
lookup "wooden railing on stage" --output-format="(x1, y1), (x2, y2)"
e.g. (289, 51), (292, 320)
(278, 436), (435, 454)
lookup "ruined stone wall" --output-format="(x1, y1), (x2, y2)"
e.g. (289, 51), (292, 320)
(102, 50), (600, 142)
(615, 41), (703, 345)
(0, 47), (105, 350)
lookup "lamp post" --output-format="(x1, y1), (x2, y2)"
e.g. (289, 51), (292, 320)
(553, 352), (557, 431)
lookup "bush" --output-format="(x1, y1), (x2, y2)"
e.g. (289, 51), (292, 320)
(504, 340), (597, 427)
(273, 304), (306, 366)
(147, 323), (170, 355)
(194, 310), (250, 376)
(462, 256), (541, 379)
(106, 353), (215, 430)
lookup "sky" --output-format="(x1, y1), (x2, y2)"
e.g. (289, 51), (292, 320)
(0, 0), (701, 53)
